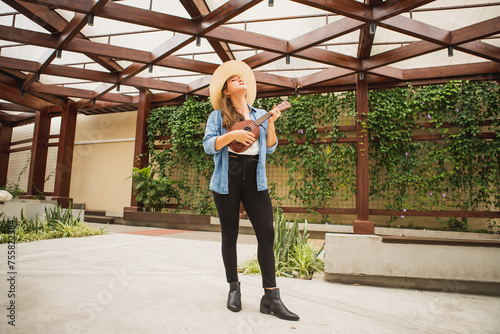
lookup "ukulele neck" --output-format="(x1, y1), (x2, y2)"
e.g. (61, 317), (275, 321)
(254, 110), (274, 127)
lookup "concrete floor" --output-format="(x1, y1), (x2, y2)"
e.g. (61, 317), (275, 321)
(1, 223), (499, 334)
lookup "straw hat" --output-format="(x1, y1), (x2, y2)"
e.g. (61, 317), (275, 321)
(209, 60), (256, 110)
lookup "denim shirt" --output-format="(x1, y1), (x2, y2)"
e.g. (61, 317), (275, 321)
(203, 105), (278, 194)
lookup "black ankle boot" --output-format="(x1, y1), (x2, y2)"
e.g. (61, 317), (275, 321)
(260, 288), (299, 321)
(227, 282), (241, 312)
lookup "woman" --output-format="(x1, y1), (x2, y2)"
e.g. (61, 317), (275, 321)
(203, 60), (299, 321)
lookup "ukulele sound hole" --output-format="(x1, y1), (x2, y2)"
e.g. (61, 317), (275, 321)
(243, 126), (252, 132)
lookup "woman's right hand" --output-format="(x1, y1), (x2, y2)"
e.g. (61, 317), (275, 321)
(232, 130), (256, 146)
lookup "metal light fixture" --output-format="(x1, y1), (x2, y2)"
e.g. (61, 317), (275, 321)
(56, 48), (62, 58)
(116, 83), (120, 92)
(285, 54), (290, 65)
(268, 0), (274, 7)
(92, 99), (96, 106)
(149, 64), (153, 73)
(196, 35), (201, 47)
(88, 13), (94, 26)
(448, 31), (454, 57)
(448, 45), (454, 57)
(359, 71), (364, 80)
(21, 91), (25, 98)
(369, 22), (377, 35)
(35, 72), (40, 81)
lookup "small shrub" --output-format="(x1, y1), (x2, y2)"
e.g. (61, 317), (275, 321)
(238, 209), (324, 279)
(0, 205), (107, 243)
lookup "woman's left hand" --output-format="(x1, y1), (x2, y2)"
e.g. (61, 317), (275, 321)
(269, 105), (281, 122)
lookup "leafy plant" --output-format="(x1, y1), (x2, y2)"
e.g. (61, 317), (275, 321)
(238, 209), (324, 279)
(147, 97), (215, 214)
(129, 166), (181, 212)
(0, 205), (107, 243)
(3, 154), (30, 198)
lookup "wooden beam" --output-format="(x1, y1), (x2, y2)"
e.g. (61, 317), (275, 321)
(353, 72), (374, 234)
(403, 61), (500, 81)
(27, 106), (52, 196)
(208, 39), (236, 62)
(455, 41), (500, 63)
(180, 0), (236, 61)
(288, 17), (364, 53)
(358, 0), (384, 59)
(2, 0), (60, 33)
(198, 0), (262, 34)
(179, 0), (210, 18)
(187, 76), (211, 95)
(131, 90), (151, 206)
(298, 67), (354, 87)
(0, 111), (35, 123)
(29, 82), (133, 103)
(379, 15), (450, 45)
(0, 122), (13, 186)
(28, 91), (67, 107)
(452, 16), (500, 45)
(0, 103), (36, 113)
(20, 0), (198, 34)
(368, 66), (404, 80)
(150, 34), (195, 63)
(295, 47), (362, 71)
(290, 0), (373, 21)
(0, 55), (190, 94)
(362, 40), (441, 70)
(254, 72), (295, 89)
(157, 55), (219, 74)
(205, 26), (288, 53)
(373, 0), (437, 21)
(0, 81), (51, 110)
(245, 52), (283, 69)
(53, 101), (77, 199)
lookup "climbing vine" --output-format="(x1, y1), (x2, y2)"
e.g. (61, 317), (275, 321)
(255, 93), (357, 216)
(368, 81), (500, 230)
(147, 97), (215, 214)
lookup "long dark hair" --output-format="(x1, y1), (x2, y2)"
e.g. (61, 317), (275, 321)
(220, 79), (244, 129)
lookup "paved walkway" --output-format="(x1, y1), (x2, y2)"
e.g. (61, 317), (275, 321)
(1, 223), (499, 334)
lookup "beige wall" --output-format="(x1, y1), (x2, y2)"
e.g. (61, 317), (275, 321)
(70, 111), (137, 215)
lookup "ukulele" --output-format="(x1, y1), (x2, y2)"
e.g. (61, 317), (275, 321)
(228, 101), (291, 153)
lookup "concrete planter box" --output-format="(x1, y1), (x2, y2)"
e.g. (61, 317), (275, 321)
(324, 233), (500, 296)
(122, 211), (212, 231)
(0, 199), (82, 221)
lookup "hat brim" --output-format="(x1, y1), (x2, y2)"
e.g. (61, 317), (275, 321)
(209, 60), (256, 110)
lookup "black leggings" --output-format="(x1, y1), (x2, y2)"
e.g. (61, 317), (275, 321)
(212, 154), (276, 288)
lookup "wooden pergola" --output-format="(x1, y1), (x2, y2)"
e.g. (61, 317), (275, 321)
(0, 0), (499, 233)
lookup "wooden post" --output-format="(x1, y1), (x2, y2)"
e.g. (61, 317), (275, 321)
(0, 121), (13, 187)
(52, 101), (77, 207)
(27, 106), (51, 196)
(128, 90), (151, 209)
(353, 73), (375, 234)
